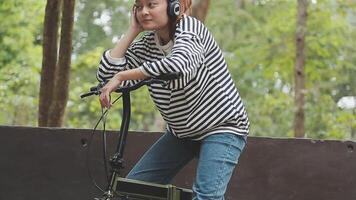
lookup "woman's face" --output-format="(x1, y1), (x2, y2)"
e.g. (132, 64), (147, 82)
(135, 0), (170, 31)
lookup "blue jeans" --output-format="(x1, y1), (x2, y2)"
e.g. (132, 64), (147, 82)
(126, 131), (246, 200)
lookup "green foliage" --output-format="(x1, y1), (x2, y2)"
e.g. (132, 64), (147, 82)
(0, 0), (43, 69)
(0, 0), (44, 125)
(206, 0), (356, 140)
(74, 0), (132, 55)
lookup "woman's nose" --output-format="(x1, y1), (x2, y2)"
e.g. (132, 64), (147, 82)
(142, 6), (149, 15)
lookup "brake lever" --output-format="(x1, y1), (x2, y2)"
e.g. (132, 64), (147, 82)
(80, 82), (105, 99)
(80, 91), (97, 99)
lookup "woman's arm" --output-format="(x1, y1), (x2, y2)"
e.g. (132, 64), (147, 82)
(109, 29), (140, 59)
(98, 6), (146, 108)
(97, 6), (143, 82)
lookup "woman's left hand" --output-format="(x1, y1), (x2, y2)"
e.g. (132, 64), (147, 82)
(99, 73), (122, 108)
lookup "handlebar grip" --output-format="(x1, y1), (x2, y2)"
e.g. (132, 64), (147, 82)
(80, 91), (97, 99)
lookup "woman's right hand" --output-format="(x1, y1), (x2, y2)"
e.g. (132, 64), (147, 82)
(128, 6), (143, 36)
(99, 73), (123, 108)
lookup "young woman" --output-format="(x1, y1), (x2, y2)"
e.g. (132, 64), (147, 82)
(97, 0), (250, 199)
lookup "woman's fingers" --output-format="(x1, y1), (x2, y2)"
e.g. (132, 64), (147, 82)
(99, 73), (122, 108)
(130, 5), (143, 33)
(99, 93), (107, 108)
(99, 89), (111, 108)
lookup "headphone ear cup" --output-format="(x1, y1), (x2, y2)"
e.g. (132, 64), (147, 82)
(168, 0), (180, 16)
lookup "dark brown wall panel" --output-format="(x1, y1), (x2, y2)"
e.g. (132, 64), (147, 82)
(0, 126), (355, 200)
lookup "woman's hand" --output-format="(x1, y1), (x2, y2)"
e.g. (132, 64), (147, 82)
(99, 73), (122, 108)
(128, 6), (143, 36)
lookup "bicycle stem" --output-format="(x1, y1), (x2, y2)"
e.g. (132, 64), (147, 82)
(102, 91), (131, 199)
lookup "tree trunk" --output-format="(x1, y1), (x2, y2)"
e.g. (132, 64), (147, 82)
(294, 0), (308, 138)
(192, 0), (210, 22)
(38, 0), (61, 126)
(48, 0), (75, 127)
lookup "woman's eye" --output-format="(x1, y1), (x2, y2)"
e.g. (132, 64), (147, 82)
(148, 2), (157, 8)
(135, 4), (143, 10)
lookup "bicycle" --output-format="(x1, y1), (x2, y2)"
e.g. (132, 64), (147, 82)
(81, 73), (193, 200)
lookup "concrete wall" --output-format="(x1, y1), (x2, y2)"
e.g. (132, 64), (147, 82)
(0, 126), (355, 200)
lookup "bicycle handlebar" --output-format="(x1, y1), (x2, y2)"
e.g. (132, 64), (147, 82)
(80, 72), (181, 99)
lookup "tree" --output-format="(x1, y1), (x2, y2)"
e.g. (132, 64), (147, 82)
(39, 0), (76, 127)
(38, 0), (61, 126)
(48, 0), (76, 126)
(294, 0), (308, 138)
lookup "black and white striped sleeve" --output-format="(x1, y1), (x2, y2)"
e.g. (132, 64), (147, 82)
(140, 31), (204, 89)
(96, 44), (142, 84)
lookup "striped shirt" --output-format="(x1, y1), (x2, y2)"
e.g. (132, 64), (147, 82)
(97, 15), (249, 140)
